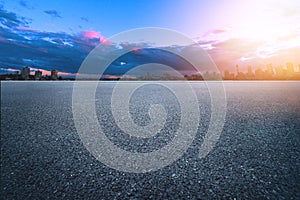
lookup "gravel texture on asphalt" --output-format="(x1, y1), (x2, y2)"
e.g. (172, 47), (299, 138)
(1, 81), (299, 199)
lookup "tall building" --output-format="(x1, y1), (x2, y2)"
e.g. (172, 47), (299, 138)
(267, 64), (274, 75)
(51, 69), (58, 80)
(275, 65), (284, 78)
(265, 63), (274, 79)
(247, 66), (254, 79)
(21, 66), (30, 80)
(235, 64), (239, 75)
(247, 66), (253, 75)
(34, 70), (42, 80)
(286, 62), (294, 75)
(255, 68), (264, 79)
(224, 70), (230, 79)
(234, 64), (246, 80)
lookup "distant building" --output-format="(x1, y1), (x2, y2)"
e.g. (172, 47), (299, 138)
(247, 66), (253, 75)
(146, 72), (151, 79)
(235, 64), (239, 75)
(224, 69), (234, 80)
(246, 66), (254, 79)
(236, 71), (246, 80)
(255, 68), (264, 79)
(51, 69), (58, 80)
(235, 65), (246, 79)
(211, 72), (222, 80)
(275, 65), (284, 78)
(224, 70), (229, 79)
(21, 66), (30, 80)
(34, 70), (42, 80)
(286, 62), (294, 75)
(267, 64), (274, 75)
(224, 69), (230, 80)
(263, 64), (274, 79)
(220, 62), (300, 80)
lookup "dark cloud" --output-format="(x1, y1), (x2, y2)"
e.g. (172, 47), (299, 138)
(0, 7), (241, 77)
(2, 6), (287, 77)
(101, 48), (200, 76)
(80, 17), (88, 22)
(0, 6), (207, 77)
(0, 6), (30, 27)
(0, 34), (87, 73)
(0, 18), (209, 77)
(44, 10), (62, 18)
(0, 7), (95, 74)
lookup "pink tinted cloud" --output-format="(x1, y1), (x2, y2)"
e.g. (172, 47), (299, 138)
(100, 35), (111, 45)
(205, 37), (300, 72)
(30, 68), (77, 77)
(30, 68), (51, 76)
(132, 48), (142, 54)
(14, 42), (30, 48)
(58, 71), (76, 76)
(37, 48), (48, 53)
(203, 29), (227, 37)
(82, 30), (101, 39)
(81, 30), (110, 44)
(17, 26), (38, 33)
(0, 37), (9, 43)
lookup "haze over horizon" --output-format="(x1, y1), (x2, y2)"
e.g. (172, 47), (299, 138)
(0, 0), (299, 77)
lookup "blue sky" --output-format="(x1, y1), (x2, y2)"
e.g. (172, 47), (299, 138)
(0, 0), (299, 76)
(1, 0), (224, 37)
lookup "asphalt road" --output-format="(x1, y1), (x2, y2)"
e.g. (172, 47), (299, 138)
(1, 81), (299, 199)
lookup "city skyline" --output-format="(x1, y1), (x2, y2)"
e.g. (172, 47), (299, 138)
(1, 62), (299, 81)
(0, 0), (300, 76)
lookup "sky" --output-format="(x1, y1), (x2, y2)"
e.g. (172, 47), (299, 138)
(0, 0), (299, 76)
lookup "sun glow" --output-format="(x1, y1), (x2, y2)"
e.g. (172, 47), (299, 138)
(202, 0), (300, 65)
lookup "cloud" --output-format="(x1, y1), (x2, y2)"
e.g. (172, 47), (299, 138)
(203, 29), (228, 37)
(81, 30), (110, 44)
(1, 7), (299, 77)
(197, 40), (217, 50)
(17, 26), (38, 32)
(0, 16), (205, 77)
(82, 30), (101, 39)
(18, 0), (33, 9)
(80, 17), (88, 22)
(206, 39), (265, 70)
(0, 8), (118, 75)
(0, 9), (98, 74)
(205, 36), (300, 72)
(28, 67), (77, 77)
(0, 6), (30, 27)
(44, 10), (62, 18)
